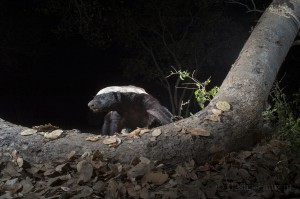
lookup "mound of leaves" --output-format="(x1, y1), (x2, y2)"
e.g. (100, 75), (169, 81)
(1, 139), (300, 199)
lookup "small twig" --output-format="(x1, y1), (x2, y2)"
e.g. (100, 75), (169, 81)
(226, 0), (264, 13)
(180, 100), (190, 111)
(175, 86), (198, 90)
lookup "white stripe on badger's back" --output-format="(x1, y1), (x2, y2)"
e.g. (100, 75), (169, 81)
(96, 86), (148, 96)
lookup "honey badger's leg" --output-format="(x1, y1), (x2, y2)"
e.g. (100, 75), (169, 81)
(102, 111), (123, 135)
(143, 95), (173, 125)
(147, 106), (173, 125)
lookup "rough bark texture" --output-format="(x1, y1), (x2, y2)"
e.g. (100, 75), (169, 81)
(1, 0), (300, 165)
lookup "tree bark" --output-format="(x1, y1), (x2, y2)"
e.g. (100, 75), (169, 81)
(1, 0), (300, 165)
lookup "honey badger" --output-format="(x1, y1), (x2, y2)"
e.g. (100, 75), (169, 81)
(88, 85), (173, 135)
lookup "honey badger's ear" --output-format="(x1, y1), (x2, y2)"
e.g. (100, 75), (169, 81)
(147, 106), (173, 125)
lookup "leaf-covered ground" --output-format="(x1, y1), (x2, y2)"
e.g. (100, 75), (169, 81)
(1, 135), (300, 199)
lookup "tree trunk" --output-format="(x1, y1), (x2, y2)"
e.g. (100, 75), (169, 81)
(1, 0), (300, 165)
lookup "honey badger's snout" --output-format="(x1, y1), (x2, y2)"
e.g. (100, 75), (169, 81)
(88, 100), (97, 110)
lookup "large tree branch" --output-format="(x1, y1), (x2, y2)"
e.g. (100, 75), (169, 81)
(1, 0), (300, 166)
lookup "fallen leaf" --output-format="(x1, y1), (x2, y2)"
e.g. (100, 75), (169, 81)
(198, 163), (210, 172)
(127, 183), (139, 198)
(238, 168), (251, 180)
(11, 150), (18, 160)
(139, 157), (151, 165)
(20, 179), (34, 194)
(77, 160), (93, 183)
(184, 159), (195, 172)
(16, 157), (24, 168)
(216, 101), (230, 111)
(111, 137), (122, 147)
(92, 150), (103, 160)
(205, 114), (220, 122)
(165, 179), (177, 188)
(152, 129), (162, 137)
(238, 151), (252, 159)
(175, 165), (187, 177)
(209, 145), (225, 153)
(269, 139), (284, 147)
(108, 163), (122, 176)
(142, 171), (169, 185)
(225, 167), (239, 181)
(66, 151), (76, 160)
(127, 162), (151, 179)
(86, 135), (101, 142)
(120, 128), (129, 135)
(59, 174), (71, 181)
(5, 180), (22, 194)
(61, 186), (70, 192)
(81, 151), (92, 158)
(162, 191), (178, 199)
(294, 174), (300, 187)
(78, 186), (94, 198)
(44, 129), (63, 139)
(55, 163), (68, 172)
(2, 162), (20, 177)
(103, 136), (117, 145)
(204, 182), (218, 198)
(106, 179), (119, 199)
(188, 128), (210, 136)
(5, 178), (18, 186)
(140, 187), (149, 199)
(93, 180), (106, 193)
(20, 129), (37, 136)
(44, 169), (57, 177)
(140, 129), (150, 135)
(128, 128), (143, 137)
(212, 108), (222, 115)
(92, 160), (105, 169)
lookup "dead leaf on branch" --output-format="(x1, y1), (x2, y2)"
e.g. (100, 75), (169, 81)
(20, 129), (37, 136)
(216, 101), (231, 111)
(188, 128), (210, 136)
(205, 114), (221, 122)
(86, 135), (101, 142)
(212, 108), (222, 115)
(128, 128), (148, 137)
(44, 129), (63, 140)
(140, 128), (150, 135)
(151, 129), (162, 137)
(103, 135), (121, 147)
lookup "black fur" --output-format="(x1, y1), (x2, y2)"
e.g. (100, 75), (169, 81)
(88, 86), (173, 135)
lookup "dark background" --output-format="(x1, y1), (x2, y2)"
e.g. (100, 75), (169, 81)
(0, 0), (299, 133)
